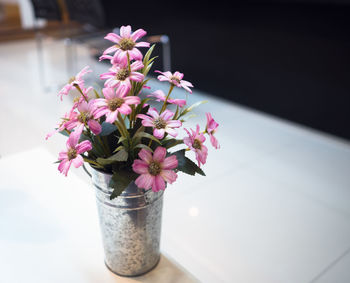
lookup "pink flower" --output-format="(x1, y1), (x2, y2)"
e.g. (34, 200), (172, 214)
(147, 90), (186, 108)
(103, 25), (150, 64)
(184, 125), (208, 167)
(155, 70), (193, 93)
(100, 60), (144, 90)
(99, 54), (113, 63)
(45, 109), (75, 140)
(58, 132), (92, 176)
(137, 108), (182, 139)
(93, 86), (140, 123)
(72, 86), (93, 109)
(133, 147), (178, 192)
(58, 66), (92, 100)
(206, 112), (220, 149)
(65, 100), (102, 136)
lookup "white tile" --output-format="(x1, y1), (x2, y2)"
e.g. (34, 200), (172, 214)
(248, 132), (350, 217)
(313, 248), (350, 283)
(162, 170), (350, 283)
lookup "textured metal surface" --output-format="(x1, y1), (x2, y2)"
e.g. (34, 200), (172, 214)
(91, 169), (163, 276)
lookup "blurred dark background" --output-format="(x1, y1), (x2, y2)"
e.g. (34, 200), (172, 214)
(25, 0), (350, 140)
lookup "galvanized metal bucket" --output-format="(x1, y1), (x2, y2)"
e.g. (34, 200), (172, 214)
(91, 168), (163, 276)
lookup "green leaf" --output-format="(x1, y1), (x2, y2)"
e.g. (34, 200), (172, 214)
(143, 44), (155, 66)
(172, 149), (206, 176)
(59, 130), (69, 137)
(134, 132), (161, 144)
(134, 144), (153, 152)
(114, 148), (128, 161)
(180, 100), (208, 118)
(143, 61), (156, 77)
(130, 126), (145, 148)
(118, 136), (127, 144)
(117, 112), (129, 138)
(109, 170), (138, 200)
(161, 138), (184, 149)
(135, 98), (150, 115)
(100, 122), (117, 136)
(184, 156), (205, 176)
(133, 125), (145, 137)
(113, 145), (125, 153)
(83, 156), (104, 169)
(96, 149), (128, 165)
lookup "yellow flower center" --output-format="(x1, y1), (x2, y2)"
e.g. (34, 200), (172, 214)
(153, 118), (167, 129)
(77, 111), (90, 123)
(108, 98), (125, 111)
(170, 76), (180, 84)
(119, 38), (135, 51)
(67, 148), (77, 160)
(193, 139), (201, 150)
(148, 161), (161, 176)
(116, 68), (130, 81)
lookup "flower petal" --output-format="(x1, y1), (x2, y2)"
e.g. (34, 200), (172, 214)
(67, 132), (80, 148)
(58, 160), (72, 176)
(135, 41), (150, 48)
(131, 29), (147, 41)
(164, 127), (178, 137)
(128, 48), (143, 61)
(118, 104), (132, 115)
(103, 45), (118, 55)
(160, 109), (174, 121)
(129, 72), (144, 82)
(132, 160), (149, 174)
(166, 120), (182, 128)
(104, 33), (121, 43)
(173, 71), (184, 80)
(102, 88), (115, 100)
(115, 84), (129, 98)
(160, 169), (178, 184)
(124, 96), (141, 105)
(130, 60), (144, 71)
(153, 146), (166, 163)
(152, 175), (165, 192)
(72, 154), (83, 168)
(153, 128), (165, 139)
(93, 107), (109, 119)
(58, 151), (68, 160)
(138, 149), (153, 163)
(135, 174), (154, 190)
(120, 25), (131, 38)
(141, 118), (155, 127)
(147, 107), (159, 119)
(76, 140), (92, 154)
(210, 134), (220, 149)
(88, 119), (102, 135)
(162, 155), (178, 170)
(105, 110), (118, 123)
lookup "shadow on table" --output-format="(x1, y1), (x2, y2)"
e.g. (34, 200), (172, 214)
(106, 254), (198, 283)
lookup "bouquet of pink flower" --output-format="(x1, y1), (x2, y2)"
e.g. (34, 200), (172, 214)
(47, 25), (220, 199)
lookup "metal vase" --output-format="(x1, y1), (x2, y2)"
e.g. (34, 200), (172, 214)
(91, 169), (163, 276)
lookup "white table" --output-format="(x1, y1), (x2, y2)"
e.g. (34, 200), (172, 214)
(1, 38), (350, 283)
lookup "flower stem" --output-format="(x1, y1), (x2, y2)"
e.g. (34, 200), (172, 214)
(159, 84), (174, 114)
(82, 156), (102, 167)
(96, 135), (110, 156)
(74, 84), (89, 102)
